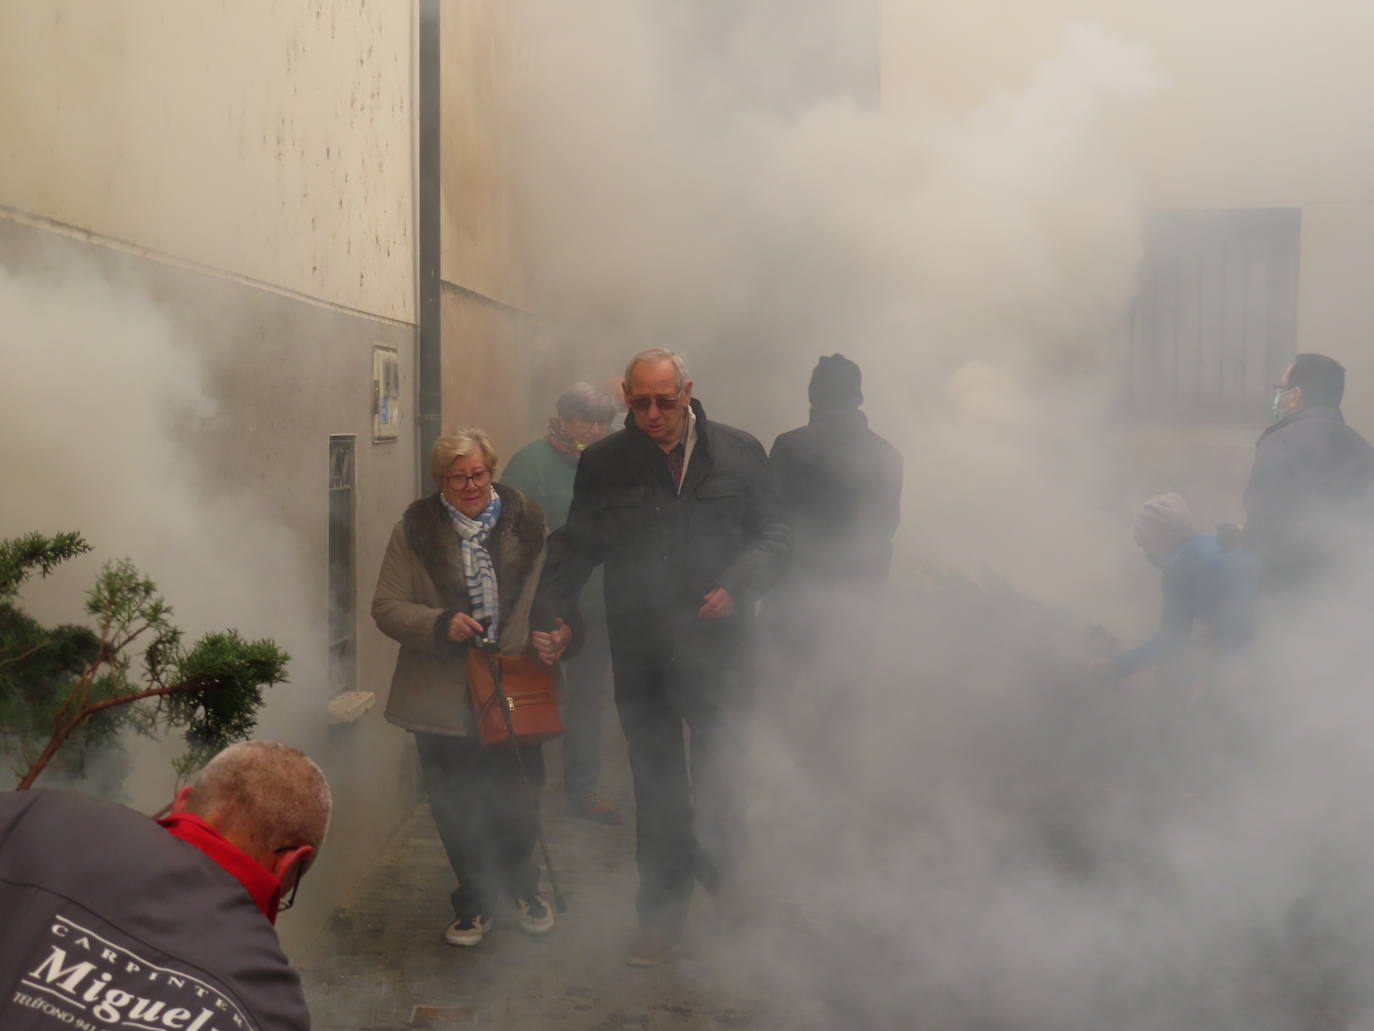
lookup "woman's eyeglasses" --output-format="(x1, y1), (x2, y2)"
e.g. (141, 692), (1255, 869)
(627, 394), (682, 413)
(446, 469), (491, 489)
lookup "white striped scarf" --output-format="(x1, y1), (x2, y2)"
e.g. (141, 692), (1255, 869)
(440, 489), (502, 641)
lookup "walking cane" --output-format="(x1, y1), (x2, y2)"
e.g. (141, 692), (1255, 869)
(473, 625), (569, 914)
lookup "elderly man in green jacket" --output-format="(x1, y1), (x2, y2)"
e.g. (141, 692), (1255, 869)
(503, 382), (621, 824)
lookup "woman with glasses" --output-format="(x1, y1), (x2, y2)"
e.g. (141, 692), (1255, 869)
(372, 429), (569, 948)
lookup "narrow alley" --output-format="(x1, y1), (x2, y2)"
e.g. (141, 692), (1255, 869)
(299, 728), (812, 1031)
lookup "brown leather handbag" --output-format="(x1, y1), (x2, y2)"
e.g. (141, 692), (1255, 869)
(465, 647), (564, 746)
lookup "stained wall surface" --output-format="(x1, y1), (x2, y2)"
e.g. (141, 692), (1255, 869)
(0, 0), (423, 958)
(0, 0), (415, 322)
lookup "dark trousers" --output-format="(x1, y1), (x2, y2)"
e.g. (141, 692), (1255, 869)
(612, 661), (751, 930)
(560, 608), (612, 802)
(413, 732), (545, 918)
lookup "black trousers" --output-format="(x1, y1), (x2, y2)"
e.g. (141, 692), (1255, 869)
(413, 732), (545, 919)
(612, 661), (751, 930)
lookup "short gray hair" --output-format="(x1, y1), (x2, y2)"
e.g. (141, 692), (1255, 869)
(430, 428), (499, 485)
(186, 740), (332, 855)
(624, 348), (688, 393)
(556, 382), (616, 423)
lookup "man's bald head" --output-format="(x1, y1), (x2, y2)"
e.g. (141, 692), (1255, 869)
(182, 741), (331, 865)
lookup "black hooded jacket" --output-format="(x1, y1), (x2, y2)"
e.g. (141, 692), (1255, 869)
(537, 399), (790, 670)
(770, 407), (903, 586)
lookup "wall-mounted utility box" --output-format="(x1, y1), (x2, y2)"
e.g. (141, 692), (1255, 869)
(372, 345), (401, 442)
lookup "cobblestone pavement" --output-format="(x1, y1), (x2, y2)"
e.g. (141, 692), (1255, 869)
(298, 729), (821, 1031)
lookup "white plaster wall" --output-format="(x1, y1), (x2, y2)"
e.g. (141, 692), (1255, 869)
(0, 0), (415, 323)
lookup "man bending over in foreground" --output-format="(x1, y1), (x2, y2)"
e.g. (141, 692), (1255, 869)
(0, 740), (330, 1031)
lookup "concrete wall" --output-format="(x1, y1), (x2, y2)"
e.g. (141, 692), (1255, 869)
(0, 0), (422, 958)
(0, 0), (415, 322)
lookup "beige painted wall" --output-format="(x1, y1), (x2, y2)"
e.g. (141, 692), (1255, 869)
(0, 0), (415, 322)
(441, 285), (532, 456)
(438, 0), (541, 446)
(440, 0), (528, 311)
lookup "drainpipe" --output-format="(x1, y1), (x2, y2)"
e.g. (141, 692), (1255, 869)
(415, 0), (442, 495)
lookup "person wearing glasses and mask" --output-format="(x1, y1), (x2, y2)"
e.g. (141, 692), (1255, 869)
(372, 429), (559, 948)
(503, 383), (622, 826)
(1241, 354), (1373, 590)
(533, 348), (791, 967)
(0, 740), (328, 1031)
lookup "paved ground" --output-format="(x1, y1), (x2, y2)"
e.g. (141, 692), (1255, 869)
(297, 723), (815, 1031)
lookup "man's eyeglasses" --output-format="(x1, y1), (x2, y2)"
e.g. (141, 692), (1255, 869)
(627, 394), (683, 413)
(446, 469), (491, 489)
(274, 846), (308, 912)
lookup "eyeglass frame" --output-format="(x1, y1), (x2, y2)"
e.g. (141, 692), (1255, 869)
(445, 469), (492, 490)
(273, 846), (309, 912)
(626, 392), (684, 413)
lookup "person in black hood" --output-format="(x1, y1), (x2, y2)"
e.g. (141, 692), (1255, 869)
(1243, 353), (1374, 589)
(770, 354), (903, 592)
(764, 356), (903, 775)
(534, 347), (791, 967)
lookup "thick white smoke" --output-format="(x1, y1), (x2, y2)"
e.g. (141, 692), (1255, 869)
(502, 4), (1374, 1028)
(0, 246), (316, 797)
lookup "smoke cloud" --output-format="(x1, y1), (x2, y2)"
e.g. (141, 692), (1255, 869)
(504, 3), (1374, 1028)
(0, 243), (317, 798)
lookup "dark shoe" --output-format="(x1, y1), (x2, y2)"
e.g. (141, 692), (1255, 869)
(444, 912), (492, 947)
(626, 925), (678, 967)
(569, 796), (623, 826)
(514, 893), (556, 935)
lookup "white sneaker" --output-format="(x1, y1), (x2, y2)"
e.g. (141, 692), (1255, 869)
(444, 913), (491, 947)
(514, 894), (556, 935)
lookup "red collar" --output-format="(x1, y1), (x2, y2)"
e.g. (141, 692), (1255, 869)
(158, 812), (283, 924)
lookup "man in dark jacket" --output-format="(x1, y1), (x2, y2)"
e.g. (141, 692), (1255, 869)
(1243, 353), (1373, 588)
(503, 383), (621, 825)
(769, 354), (902, 610)
(0, 740), (329, 1031)
(535, 348), (791, 967)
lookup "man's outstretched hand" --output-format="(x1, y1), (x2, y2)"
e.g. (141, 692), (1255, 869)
(697, 587), (735, 620)
(532, 617), (572, 665)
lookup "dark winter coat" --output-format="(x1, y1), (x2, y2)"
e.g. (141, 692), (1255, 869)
(372, 484), (548, 736)
(537, 399), (791, 671)
(769, 407), (903, 586)
(0, 789), (308, 1031)
(1243, 405), (1374, 581)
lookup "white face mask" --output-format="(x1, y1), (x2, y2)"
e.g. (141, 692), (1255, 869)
(1272, 389), (1284, 422)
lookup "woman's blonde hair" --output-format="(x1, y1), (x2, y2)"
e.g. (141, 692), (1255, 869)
(430, 428), (499, 486)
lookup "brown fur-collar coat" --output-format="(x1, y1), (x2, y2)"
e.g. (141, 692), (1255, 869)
(372, 484), (548, 736)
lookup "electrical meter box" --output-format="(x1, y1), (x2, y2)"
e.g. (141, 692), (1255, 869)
(372, 345), (401, 442)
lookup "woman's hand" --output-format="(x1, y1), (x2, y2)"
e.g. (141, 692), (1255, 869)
(447, 612), (486, 642)
(532, 618), (572, 665)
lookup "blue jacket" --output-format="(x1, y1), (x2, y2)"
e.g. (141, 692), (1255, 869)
(1113, 533), (1258, 677)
